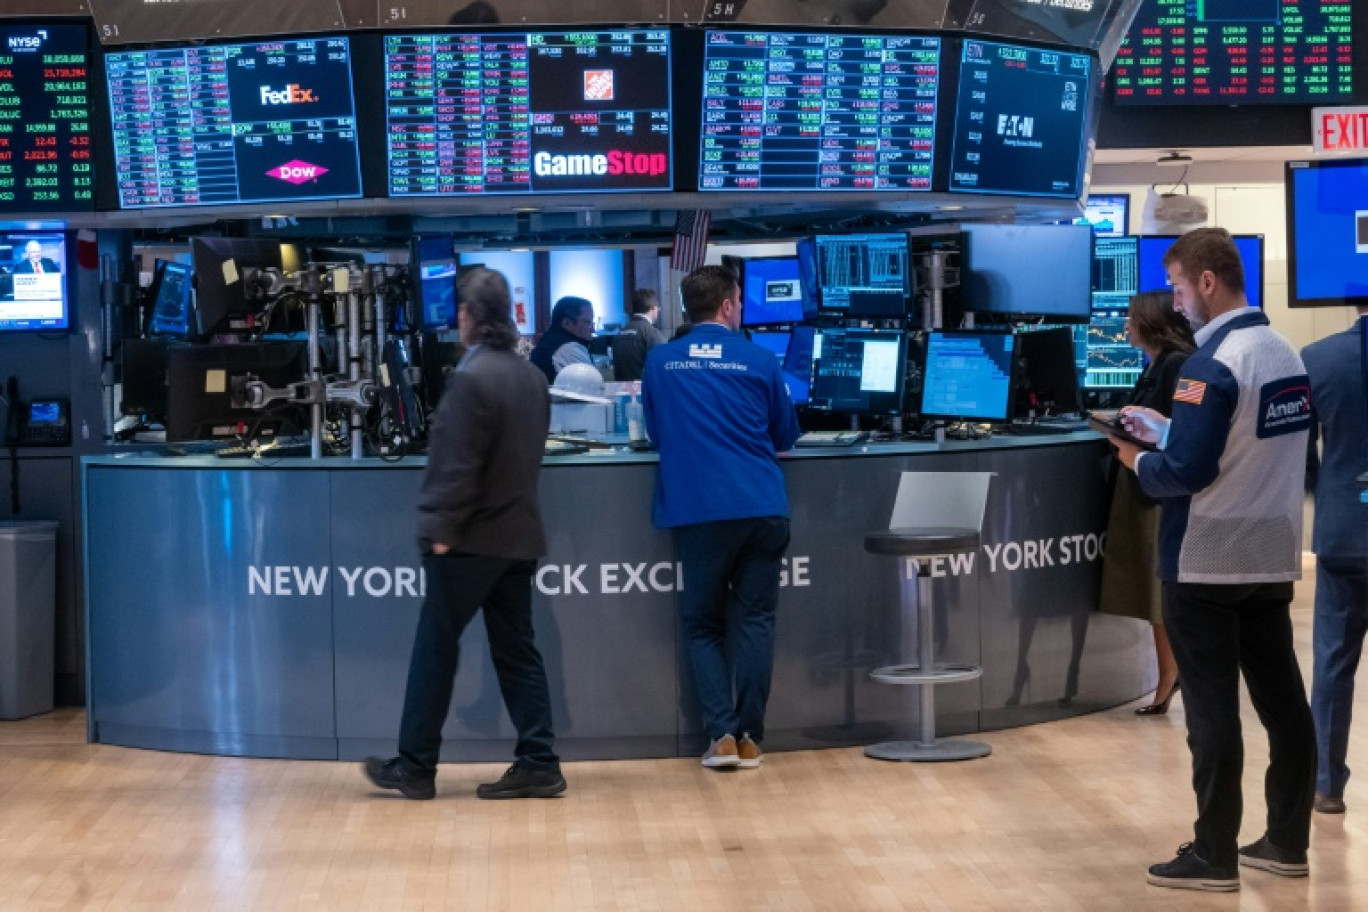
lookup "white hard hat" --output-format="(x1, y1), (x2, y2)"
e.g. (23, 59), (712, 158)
(550, 363), (611, 404)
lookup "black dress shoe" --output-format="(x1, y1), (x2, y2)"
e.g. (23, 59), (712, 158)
(363, 756), (436, 800)
(1146, 842), (1239, 892)
(476, 760), (567, 799)
(1314, 792), (1346, 814)
(1136, 679), (1180, 716)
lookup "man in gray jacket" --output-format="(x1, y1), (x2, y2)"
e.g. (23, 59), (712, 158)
(364, 266), (564, 801)
(612, 288), (666, 381)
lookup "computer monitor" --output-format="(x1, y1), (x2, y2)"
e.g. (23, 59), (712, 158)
(411, 235), (457, 331)
(1080, 194), (1130, 237)
(165, 341), (308, 442)
(1091, 236), (1140, 313)
(1013, 327), (1080, 417)
(749, 329), (791, 362)
(148, 261), (193, 338)
(784, 325), (815, 407)
(1080, 315), (1144, 390)
(808, 327), (907, 416)
(740, 257), (807, 327)
(120, 338), (169, 420)
(919, 330), (1016, 423)
(961, 224), (1093, 322)
(1136, 234), (1264, 309)
(812, 233), (913, 319)
(1285, 159), (1368, 308)
(0, 232), (70, 332)
(190, 238), (284, 337)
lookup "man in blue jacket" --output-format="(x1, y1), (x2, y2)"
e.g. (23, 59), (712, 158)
(1110, 228), (1315, 892)
(642, 264), (800, 770)
(1302, 307), (1368, 815)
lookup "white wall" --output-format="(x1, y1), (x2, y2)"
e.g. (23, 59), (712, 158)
(1091, 159), (1359, 353)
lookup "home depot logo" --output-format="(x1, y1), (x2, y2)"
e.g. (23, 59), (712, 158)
(583, 70), (614, 101)
(260, 84), (318, 105)
(267, 160), (328, 185)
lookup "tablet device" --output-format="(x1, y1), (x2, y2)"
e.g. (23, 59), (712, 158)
(1086, 411), (1157, 451)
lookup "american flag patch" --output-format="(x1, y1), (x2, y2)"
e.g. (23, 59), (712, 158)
(1173, 378), (1207, 405)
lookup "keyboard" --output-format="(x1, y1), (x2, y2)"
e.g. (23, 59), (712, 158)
(544, 439), (588, 456)
(1005, 422), (1075, 436)
(794, 430), (868, 448)
(216, 441), (315, 459)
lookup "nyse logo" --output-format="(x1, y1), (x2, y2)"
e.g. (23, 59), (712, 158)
(689, 343), (724, 359)
(7, 30), (46, 51)
(260, 84), (318, 105)
(997, 114), (1034, 139)
(267, 160), (328, 185)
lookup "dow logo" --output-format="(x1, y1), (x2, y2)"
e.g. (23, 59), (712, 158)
(260, 84), (318, 105)
(267, 160), (328, 185)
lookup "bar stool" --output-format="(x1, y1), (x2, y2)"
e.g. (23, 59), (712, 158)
(864, 472), (992, 762)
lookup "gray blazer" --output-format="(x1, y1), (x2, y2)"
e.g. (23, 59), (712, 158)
(416, 345), (551, 560)
(1303, 325), (1368, 558)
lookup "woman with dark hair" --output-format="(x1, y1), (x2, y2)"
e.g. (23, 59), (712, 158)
(1099, 290), (1196, 715)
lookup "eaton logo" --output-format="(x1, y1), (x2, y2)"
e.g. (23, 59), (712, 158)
(689, 343), (724, 360)
(7, 31), (46, 51)
(997, 114), (1034, 139)
(267, 160), (328, 185)
(260, 84), (317, 105)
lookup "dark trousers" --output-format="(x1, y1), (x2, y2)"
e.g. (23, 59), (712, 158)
(398, 554), (558, 774)
(673, 517), (790, 743)
(1163, 580), (1315, 869)
(1311, 556), (1368, 799)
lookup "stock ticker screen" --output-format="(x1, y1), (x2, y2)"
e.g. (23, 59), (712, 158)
(698, 31), (941, 191)
(1112, 0), (1354, 104)
(385, 31), (672, 196)
(106, 38), (363, 208)
(949, 39), (1091, 198)
(0, 24), (94, 212)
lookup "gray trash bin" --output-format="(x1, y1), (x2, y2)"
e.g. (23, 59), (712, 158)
(0, 520), (58, 720)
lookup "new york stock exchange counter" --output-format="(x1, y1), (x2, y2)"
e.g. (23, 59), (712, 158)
(81, 432), (1155, 760)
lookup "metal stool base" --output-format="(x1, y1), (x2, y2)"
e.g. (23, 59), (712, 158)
(864, 739), (992, 762)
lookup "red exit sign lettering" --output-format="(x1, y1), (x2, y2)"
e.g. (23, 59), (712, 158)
(1314, 106), (1368, 153)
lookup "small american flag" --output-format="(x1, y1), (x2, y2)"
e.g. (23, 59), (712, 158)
(1173, 378), (1207, 406)
(670, 209), (712, 273)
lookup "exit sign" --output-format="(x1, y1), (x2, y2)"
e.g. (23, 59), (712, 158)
(1314, 107), (1368, 154)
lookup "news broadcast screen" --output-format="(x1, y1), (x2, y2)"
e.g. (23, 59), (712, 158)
(1112, 0), (1354, 105)
(385, 30), (672, 196)
(698, 30), (941, 192)
(0, 233), (68, 331)
(948, 39), (1091, 199)
(105, 37), (364, 208)
(0, 23), (94, 213)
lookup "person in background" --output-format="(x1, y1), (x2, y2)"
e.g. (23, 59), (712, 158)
(1302, 305), (1368, 815)
(1110, 227), (1315, 892)
(1098, 291), (1195, 715)
(530, 295), (595, 383)
(364, 266), (564, 802)
(611, 288), (667, 381)
(15, 240), (59, 275)
(642, 265), (800, 771)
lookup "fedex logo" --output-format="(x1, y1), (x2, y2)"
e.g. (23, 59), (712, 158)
(8, 31), (46, 51)
(260, 84), (318, 105)
(267, 160), (328, 185)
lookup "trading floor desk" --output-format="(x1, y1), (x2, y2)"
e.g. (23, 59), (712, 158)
(83, 433), (1153, 760)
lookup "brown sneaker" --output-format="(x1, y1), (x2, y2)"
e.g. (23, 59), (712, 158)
(737, 734), (763, 769)
(1314, 792), (1346, 814)
(702, 734), (740, 769)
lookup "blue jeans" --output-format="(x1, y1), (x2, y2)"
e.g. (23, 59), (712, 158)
(673, 517), (791, 743)
(1311, 556), (1368, 799)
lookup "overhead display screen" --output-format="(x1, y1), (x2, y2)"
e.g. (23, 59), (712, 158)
(949, 39), (1091, 199)
(698, 31), (941, 192)
(1112, 0), (1354, 105)
(385, 30), (672, 196)
(0, 24), (94, 213)
(106, 37), (363, 208)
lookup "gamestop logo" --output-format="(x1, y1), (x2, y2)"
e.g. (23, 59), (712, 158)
(533, 150), (668, 179)
(267, 160), (328, 185)
(260, 84), (318, 105)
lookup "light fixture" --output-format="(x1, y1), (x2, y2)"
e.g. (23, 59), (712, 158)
(1156, 150), (1193, 167)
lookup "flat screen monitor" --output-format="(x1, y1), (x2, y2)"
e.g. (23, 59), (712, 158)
(812, 233), (912, 319)
(412, 236), (457, 331)
(1285, 159), (1368, 308)
(385, 30), (672, 196)
(948, 39), (1092, 199)
(190, 237), (283, 337)
(120, 337), (169, 419)
(749, 329), (790, 362)
(961, 224), (1092, 321)
(0, 233), (69, 332)
(784, 324), (814, 407)
(1112, 0), (1354, 105)
(1014, 327), (1079, 417)
(1091, 236), (1139, 312)
(1081, 315), (1143, 390)
(1137, 234), (1265, 309)
(165, 341), (308, 442)
(0, 23), (94, 213)
(808, 327), (907, 416)
(750, 327), (810, 404)
(148, 261), (193, 338)
(920, 330), (1015, 423)
(740, 256), (807, 327)
(106, 37), (363, 208)
(698, 31), (941, 192)
(1080, 193), (1130, 237)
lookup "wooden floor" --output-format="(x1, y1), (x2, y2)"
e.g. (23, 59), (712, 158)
(2, 563), (1365, 911)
